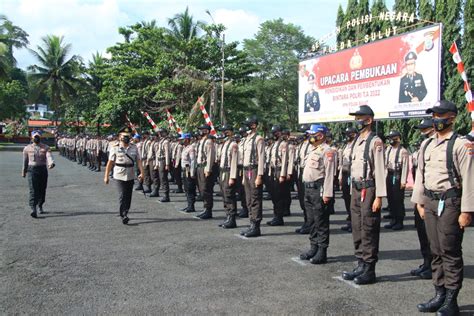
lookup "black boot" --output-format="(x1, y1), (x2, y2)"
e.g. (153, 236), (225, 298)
(300, 244), (318, 260)
(245, 221), (261, 238)
(30, 206), (38, 218)
(266, 217), (284, 226)
(160, 192), (170, 203)
(173, 187), (184, 193)
(38, 205), (45, 214)
(391, 220), (404, 231)
(223, 215), (237, 229)
(143, 185), (151, 194)
(354, 262), (376, 285)
(310, 247), (327, 264)
(197, 209), (212, 220)
(411, 257), (431, 276)
(417, 286), (446, 313)
(342, 260), (365, 280)
(341, 223), (352, 232)
(149, 187), (160, 197)
(238, 208), (249, 218)
(219, 215), (230, 227)
(134, 183), (144, 191)
(240, 225), (251, 236)
(185, 206), (195, 213)
(384, 219), (396, 229)
(295, 223), (310, 234)
(419, 268), (432, 280)
(436, 289), (459, 316)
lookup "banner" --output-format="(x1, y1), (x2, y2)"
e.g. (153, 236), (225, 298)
(298, 24), (442, 123)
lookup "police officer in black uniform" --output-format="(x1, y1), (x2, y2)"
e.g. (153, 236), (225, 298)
(399, 52), (427, 103)
(304, 74), (321, 112)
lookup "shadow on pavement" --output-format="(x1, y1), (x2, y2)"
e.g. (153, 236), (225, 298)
(460, 305), (474, 315)
(127, 217), (200, 226)
(464, 265), (474, 280)
(43, 211), (147, 218)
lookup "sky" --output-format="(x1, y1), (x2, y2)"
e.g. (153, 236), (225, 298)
(1, 0), (395, 69)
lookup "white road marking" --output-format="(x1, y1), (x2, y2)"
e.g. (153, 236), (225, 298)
(233, 234), (265, 240)
(291, 257), (308, 266)
(333, 276), (361, 289)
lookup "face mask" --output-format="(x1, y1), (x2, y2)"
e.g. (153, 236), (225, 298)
(273, 133), (279, 140)
(432, 118), (452, 132)
(122, 136), (130, 144)
(389, 139), (398, 146)
(33, 136), (40, 143)
(309, 135), (322, 144)
(355, 119), (368, 132)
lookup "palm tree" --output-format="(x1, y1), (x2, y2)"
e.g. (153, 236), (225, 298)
(0, 15), (29, 78)
(28, 35), (83, 125)
(167, 7), (205, 43)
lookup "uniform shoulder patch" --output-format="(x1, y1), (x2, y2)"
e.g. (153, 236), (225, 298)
(465, 142), (474, 155)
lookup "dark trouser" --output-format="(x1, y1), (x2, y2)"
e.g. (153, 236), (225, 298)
(197, 167), (213, 210)
(386, 170), (405, 222)
(151, 164), (160, 190)
(96, 151), (102, 170)
(116, 179), (134, 216)
(269, 168), (286, 218)
(27, 166), (48, 208)
(414, 205), (432, 261)
(297, 168), (306, 215)
(158, 163), (169, 194)
(220, 170), (237, 216)
(305, 184), (329, 248)
(341, 171), (351, 218)
(174, 165), (183, 190)
(143, 163), (151, 187)
(351, 186), (380, 264)
(237, 166), (248, 211)
(183, 170), (196, 209)
(82, 151), (87, 166)
(243, 167), (263, 223)
(424, 196), (464, 290)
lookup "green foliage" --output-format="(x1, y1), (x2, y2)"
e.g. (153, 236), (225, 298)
(0, 79), (27, 120)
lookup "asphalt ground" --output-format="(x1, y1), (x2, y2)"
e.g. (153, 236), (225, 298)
(1, 151), (473, 315)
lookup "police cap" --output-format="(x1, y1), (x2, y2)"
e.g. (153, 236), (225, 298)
(117, 126), (132, 135)
(426, 100), (458, 115)
(415, 118), (433, 129)
(349, 105), (375, 117)
(405, 51), (417, 62)
(344, 127), (357, 135)
(387, 130), (401, 138)
(198, 124), (211, 131)
(271, 124), (282, 133)
(244, 115), (258, 126)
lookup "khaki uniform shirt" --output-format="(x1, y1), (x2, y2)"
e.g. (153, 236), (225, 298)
(155, 138), (171, 168)
(302, 143), (335, 197)
(174, 143), (183, 168)
(268, 139), (289, 177)
(385, 145), (409, 185)
(197, 137), (216, 174)
(219, 139), (239, 179)
(411, 132), (474, 212)
(181, 144), (197, 178)
(242, 131), (265, 176)
(287, 142), (296, 176)
(22, 143), (54, 172)
(350, 132), (387, 197)
(298, 140), (311, 169)
(109, 144), (141, 181)
(339, 139), (356, 177)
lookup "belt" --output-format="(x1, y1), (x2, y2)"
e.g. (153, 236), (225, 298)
(115, 163), (134, 168)
(387, 169), (401, 173)
(197, 163), (206, 168)
(28, 165), (47, 169)
(352, 179), (375, 190)
(424, 188), (462, 200)
(157, 157), (165, 161)
(243, 165), (257, 170)
(220, 167), (230, 172)
(304, 180), (323, 189)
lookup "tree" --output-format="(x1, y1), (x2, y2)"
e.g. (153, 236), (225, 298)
(418, 0), (435, 26)
(167, 7), (205, 43)
(0, 80), (27, 120)
(371, 0), (392, 34)
(0, 15), (29, 67)
(28, 35), (84, 125)
(336, 5), (345, 43)
(356, 0), (371, 43)
(340, 0), (359, 45)
(244, 19), (314, 130)
(393, 0), (417, 32)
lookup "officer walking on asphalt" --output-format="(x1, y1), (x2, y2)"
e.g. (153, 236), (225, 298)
(22, 130), (55, 218)
(104, 127), (144, 225)
(342, 105), (386, 285)
(299, 124), (335, 264)
(412, 100), (473, 315)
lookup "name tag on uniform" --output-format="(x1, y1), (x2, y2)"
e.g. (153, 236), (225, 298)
(347, 176), (351, 186)
(437, 200), (445, 217)
(392, 175), (396, 185)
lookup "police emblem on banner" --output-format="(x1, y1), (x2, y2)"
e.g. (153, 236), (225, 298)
(424, 31), (434, 51)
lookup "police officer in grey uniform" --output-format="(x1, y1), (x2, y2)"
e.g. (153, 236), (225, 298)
(412, 101), (473, 315)
(104, 127), (144, 225)
(399, 52), (427, 103)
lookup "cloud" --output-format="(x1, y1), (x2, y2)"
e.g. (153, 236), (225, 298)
(2, 0), (129, 69)
(212, 9), (261, 44)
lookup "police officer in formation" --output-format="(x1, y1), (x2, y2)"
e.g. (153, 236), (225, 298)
(342, 105), (386, 285)
(155, 128), (171, 203)
(412, 100), (473, 315)
(299, 124), (335, 264)
(195, 124), (216, 220)
(384, 130), (409, 230)
(22, 130), (55, 218)
(295, 125), (311, 234)
(179, 133), (197, 213)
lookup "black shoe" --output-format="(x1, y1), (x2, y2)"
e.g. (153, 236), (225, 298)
(173, 188), (184, 193)
(180, 207), (189, 212)
(134, 184), (143, 191)
(310, 247), (327, 265)
(384, 220), (396, 229)
(196, 195), (203, 201)
(282, 210), (291, 217)
(197, 210), (212, 220)
(341, 223), (352, 232)
(38, 206), (45, 214)
(143, 186), (152, 194)
(223, 215), (237, 229)
(391, 222), (404, 231)
(244, 222), (261, 238)
(218, 216), (229, 227)
(419, 268), (432, 280)
(354, 263), (376, 285)
(185, 207), (195, 213)
(411, 262), (429, 276)
(149, 189), (160, 197)
(300, 245), (318, 260)
(238, 209), (249, 218)
(159, 195), (170, 203)
(417, 286), (446, 313)
(122, 216), (129, 225)
(342, 261), (365, 281)
(240, 226), (251, 236)
(436, 289), (459, 316)
(30, 211), (38, 218)
(266, 217), (284, 226)
(295, 223), (308, 234)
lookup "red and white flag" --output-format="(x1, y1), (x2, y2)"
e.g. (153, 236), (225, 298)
(166, 109), (183, 135)
(449, 42), (474, 113)
(197, 97), (217, 135)
(141, 111), (159, 132)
